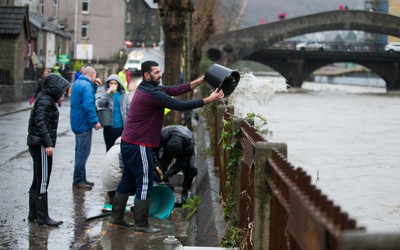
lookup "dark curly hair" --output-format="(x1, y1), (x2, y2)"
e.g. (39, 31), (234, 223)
(141, 61), (159, 77)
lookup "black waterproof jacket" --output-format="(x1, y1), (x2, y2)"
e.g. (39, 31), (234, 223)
(27, 74), (70, 147)
(152, 125), (195, 169)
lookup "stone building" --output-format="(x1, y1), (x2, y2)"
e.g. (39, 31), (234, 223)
(29, 11), (71, 69)
(125, 0), (161, 48)
(0, 6), (31, 103)
(1, 0), (161, 102)
(16, 0), (125, 62)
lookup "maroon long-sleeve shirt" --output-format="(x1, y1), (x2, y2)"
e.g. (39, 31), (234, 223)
(121, 80), (204, 147)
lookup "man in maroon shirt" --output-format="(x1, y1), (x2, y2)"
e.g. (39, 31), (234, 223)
(110, 61), (224, 232)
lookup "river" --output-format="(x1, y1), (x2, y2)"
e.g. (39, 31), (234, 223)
(229, 73), (400, 233)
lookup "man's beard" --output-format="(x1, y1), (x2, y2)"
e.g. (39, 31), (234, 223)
(149, 76), (161, 85)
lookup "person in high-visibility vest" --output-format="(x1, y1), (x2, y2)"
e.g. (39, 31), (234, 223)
(117, 69), (129, 94)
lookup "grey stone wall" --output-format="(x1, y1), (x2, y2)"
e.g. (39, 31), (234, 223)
(0, 39), (17, 103)
(0, 33), (26, 103)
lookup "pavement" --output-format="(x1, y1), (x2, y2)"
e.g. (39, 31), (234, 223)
(0, 98), (228, 249)
(0, 99), (32, 117)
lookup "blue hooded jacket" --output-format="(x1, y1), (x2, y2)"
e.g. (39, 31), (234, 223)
(70, 75), (99, 134)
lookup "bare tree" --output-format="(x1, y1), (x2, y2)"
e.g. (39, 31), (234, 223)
(190, 0), (217, 79)
(154, 0), (193, 124)
(154, 0), (193, 85)
(213, 0), (245, 33)
(191, 0), (243, 77)
(155, 0), (244, 82)
(154, 0), (243, 125)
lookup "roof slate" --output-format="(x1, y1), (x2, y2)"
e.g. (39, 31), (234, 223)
(29, 11), (70, 38)
(0, 6), (28, 36)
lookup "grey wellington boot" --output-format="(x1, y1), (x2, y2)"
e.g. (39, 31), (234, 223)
(110, 192), (134, 227)
(134, 199), (161, 233)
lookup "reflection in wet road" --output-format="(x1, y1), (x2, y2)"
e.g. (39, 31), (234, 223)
(0, 100), (187, 249)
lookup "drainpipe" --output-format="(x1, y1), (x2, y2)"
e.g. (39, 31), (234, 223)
(54, 0), (59, 20)
(74, 0), (78, 59)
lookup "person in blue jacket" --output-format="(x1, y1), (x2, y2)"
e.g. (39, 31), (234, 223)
(70, 66), (102, 189)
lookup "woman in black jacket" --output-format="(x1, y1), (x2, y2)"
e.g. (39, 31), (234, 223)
(27, 73), (70, 226)
(29, 68), (51, 105)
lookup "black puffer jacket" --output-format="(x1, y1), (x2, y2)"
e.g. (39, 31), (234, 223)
(159, 125), (195, 155)
(152, 125), (195, 166)
(27, 74), (70, 147)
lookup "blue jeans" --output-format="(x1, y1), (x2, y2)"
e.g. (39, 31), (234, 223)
(73, 129), (92, 184)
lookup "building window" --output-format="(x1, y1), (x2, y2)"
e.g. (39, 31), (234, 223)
(40, 1), (44, 16)
(58, 23), (65, 30)
(81, 23), (89, 39)
(82, 0), (90, 14)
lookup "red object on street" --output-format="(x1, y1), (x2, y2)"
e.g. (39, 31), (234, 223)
(124, 41), (133, 48)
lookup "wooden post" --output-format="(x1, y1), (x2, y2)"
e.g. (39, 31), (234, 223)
(253, 142), (287, 250)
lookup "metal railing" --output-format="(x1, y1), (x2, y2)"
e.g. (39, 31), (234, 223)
(267, 41), (387, 53)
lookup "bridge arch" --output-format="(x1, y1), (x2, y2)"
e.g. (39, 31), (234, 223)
(243, 50), (400, 91)
(204, 10), (400, 65)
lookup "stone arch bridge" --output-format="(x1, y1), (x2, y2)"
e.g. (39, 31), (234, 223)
(203, 10), (400, 91)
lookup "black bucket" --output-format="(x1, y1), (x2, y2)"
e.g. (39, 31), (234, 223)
(204, 64), (240, 98)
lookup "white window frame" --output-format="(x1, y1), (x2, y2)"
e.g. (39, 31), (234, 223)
(82, 0), (90, 14)
(81, 23), (90, 40)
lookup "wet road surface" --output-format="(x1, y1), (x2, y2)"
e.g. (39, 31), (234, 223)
(0, 99), (190, 250)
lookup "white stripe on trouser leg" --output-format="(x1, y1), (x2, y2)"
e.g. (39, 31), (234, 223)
(40, 146), (48, 194)
(140, 145), (149, 200)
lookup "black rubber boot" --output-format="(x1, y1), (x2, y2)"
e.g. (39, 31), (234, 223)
(36, 193), (63, 226)
(110, 192), (134, 227)
(181, 190), (189, 203)
(182, 175), (195, 193)
(134, 199), (161, 233)
(28, 189), (37, 221)
(108, 191), (116, 205)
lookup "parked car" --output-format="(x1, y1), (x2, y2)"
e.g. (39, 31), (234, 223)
(296, 41), (325, 51)
(124, 58), (141, 75)
(384, 42), (400, 53)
